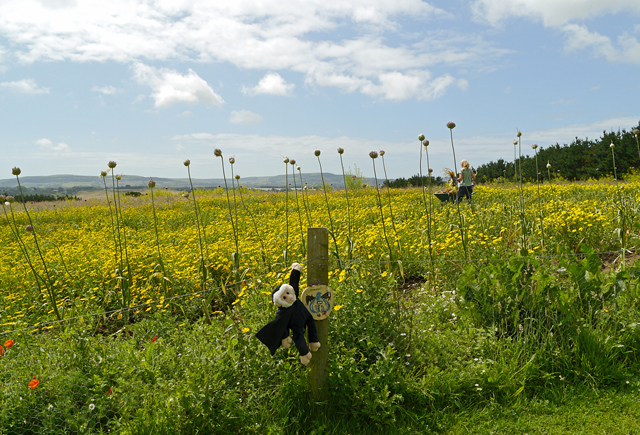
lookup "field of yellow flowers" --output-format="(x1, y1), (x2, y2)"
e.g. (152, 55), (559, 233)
(1, 180), (637, 332)
(2, 176), (640, 434)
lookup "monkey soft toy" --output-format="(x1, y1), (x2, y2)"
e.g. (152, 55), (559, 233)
(255, 263), (321, 365)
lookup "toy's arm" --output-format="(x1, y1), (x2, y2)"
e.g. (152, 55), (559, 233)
(290, 263), (302, 297)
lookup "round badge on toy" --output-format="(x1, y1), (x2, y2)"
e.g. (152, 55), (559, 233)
(301, 285), (333, 320)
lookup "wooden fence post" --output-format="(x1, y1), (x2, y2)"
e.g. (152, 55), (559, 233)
(307, 227), (329, 401)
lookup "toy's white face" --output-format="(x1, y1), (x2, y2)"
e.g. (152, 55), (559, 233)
(275, 285), (296, 307)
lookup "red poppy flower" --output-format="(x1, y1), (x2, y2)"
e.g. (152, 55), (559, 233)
(0, 345), (3, 356)
(106, 387), (113, 395)
(28, 377), (39, 389)
(151, 335), (158, 343)
(4, 339), (14, 349)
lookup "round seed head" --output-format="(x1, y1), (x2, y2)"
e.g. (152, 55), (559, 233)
(115, 174), (122, 181)
(369, 151), (378, 159)
(546, 161), (551, 168)
(11, 167), (21, 176)
(214, 148), (222, 157)
(183, 159), (191, 167)
(100, 170), (108, 177)
(229, 157), (235, 164)
(182, 192), (190, 199)
(531, 144), (538, 150)
(513, 140), (518, 146)
(516, 130), (522, 137)
(283, 157), (289, 163)
(108, 161), (117, 169)
(634, 129), (639, 136)
(610, 142), (615, 148)
(423, 140), (429, 147)
(379, 150), (385, 156)
(148, 178), (156, 188)
(26, 225), (33, 233)
(6, 196), (15, 204)
(418, 134), (425, 142)
(337, 147), (344, 154)
(235, 174), (240, 180)
(290, 159), (296, 165)
(314, 150), (321, 157)
(447, 122), (456, 129)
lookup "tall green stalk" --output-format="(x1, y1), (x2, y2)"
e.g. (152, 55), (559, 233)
(215, 149), (240, 292)
(315, 149), (342, 268)
(12, 167), (61, 320)
(369, 152), (394, 261)
(115, 174), (132, 288)
(337, 148), (353, 260)
(516, 132), (527, 251)
(148, 178), (169, 296)
(283, 157), (290, 264)
(297, 166), (312, 226)
(108, 161), (128, 309)
(418, 134), (433, 263)
(380, 150), (402, 257)
(611, 141), (626, 269)
(634, 129), (640, 163)
(184, 159), (208, 291)
(290, 159), (306, 256)
(532, 144), (545, 250)
(101, 171), (118, 267)
(1, 196), (46, 305)
(447, 122), (469, 260)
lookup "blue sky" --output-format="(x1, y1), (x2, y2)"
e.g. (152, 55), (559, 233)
(0, 0), (639, 181)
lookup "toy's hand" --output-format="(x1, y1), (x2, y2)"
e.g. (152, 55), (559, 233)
(292, 263), (303, 271)
(281, 337), (292, 349)
(309, 342), (321, 352)
(300, 352), (312, 366)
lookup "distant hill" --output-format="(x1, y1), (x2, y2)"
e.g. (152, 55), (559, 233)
(0, 173), (370, 191)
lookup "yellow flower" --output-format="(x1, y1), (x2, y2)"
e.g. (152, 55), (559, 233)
(242, 327), (250, 333)
(333, 304), (344, 311)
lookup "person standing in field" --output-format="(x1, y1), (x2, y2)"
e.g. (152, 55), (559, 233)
(457, 159), (476, 203)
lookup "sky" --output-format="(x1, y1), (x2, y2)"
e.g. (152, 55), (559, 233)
(0, 0), (639, 182)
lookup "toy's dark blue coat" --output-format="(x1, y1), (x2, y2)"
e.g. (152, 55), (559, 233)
(255, 269), (319, 356)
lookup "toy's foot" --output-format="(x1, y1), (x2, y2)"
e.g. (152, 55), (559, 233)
(300, 352), (312, 365)
(292, 263), (302, 271)
(309, 342), (321, 352)
(281, 337), (292, 349)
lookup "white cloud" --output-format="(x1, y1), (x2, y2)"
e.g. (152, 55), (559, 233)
(36, 138), (70, 152)
(92, 85), (117, 95)
(0, 78), (49, 94)
(242, 73), (295, 96)
(177, 110), (193, 118)
(0, 1), (506, 101)
(472, 0), (640, 64)
(472, 0), (640, 27)
(132, 63), (224, 108)
(229, 110), (263, 124)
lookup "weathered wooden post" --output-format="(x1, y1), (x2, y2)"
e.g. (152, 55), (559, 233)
(307, 227), (329, 401)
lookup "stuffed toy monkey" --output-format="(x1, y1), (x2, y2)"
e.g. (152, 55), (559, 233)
(255, 263), (321, 365)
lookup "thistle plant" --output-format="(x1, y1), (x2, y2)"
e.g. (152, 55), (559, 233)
(379, 150), (402, 257)
(516, 131), (527, 251)
(290, 159), (306, 256)
(447, 122), (469, 260)
(611, 141), (627, 268)
(315, 149), (342, 268)
(513, 140), (518, 183)
(419, 135), (434, 264)
(184, 159), (209, 291)
(11, 167), (61, 320)
(283, 156), (290, 264)
(1, 194), (51, 317)
(297, 165), (312, 226)
(114, 173), (133, 288)
(107, 161), (130, 309)
(148, 178), (169, 297)
(634, 129), (639, 163)
(235, 174), (268, 270)
(531, 144), (545, 249)
(369, 151), (394, 261)
(337, 147), (354, 259)
(215, 148), (241, 292)
(100, 170), (119, 267)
